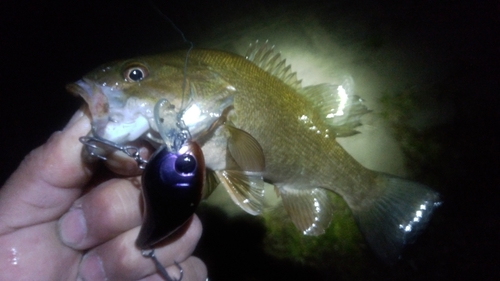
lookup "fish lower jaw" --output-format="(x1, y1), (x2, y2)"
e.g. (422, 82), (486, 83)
(98, 114), (150, 143)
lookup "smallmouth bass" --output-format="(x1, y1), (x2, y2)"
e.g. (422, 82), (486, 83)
(67, 43), (441, 263)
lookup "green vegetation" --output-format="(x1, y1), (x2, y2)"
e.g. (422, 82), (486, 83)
(262, 192), (369, 275)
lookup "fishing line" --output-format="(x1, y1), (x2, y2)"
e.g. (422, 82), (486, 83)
(147, 0), (193, 110)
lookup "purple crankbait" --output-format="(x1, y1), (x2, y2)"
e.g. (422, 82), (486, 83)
(136, 140), (204, 248)
(80, 98), (205, 281)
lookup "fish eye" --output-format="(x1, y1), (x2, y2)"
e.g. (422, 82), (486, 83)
(175, 154), (196, 174)
(123, 64), (149, 82)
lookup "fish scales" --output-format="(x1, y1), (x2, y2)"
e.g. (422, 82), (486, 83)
(189, 49), (374, 199)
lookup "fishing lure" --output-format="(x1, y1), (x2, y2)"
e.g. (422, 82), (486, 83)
(136, 99), (205, 250)
(80, 98), (204, 281)
(77, 3), (201, 280)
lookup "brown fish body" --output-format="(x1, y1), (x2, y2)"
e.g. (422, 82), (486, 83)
(109, 49), (375, 201)
(71, 45), (440, 263)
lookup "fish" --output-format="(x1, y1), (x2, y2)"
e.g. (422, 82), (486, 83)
(67, 42), (441, 263)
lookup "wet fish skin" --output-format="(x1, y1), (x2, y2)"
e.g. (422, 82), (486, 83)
(68, 46), (441, 263)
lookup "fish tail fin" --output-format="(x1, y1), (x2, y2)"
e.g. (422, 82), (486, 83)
(351, 173), (441, 264)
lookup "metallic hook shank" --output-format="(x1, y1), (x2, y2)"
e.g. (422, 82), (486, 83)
(79, 136), (148, 169)
(142, 249), (183, 281)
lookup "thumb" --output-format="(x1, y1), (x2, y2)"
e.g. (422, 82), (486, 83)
(0, 108), (94, 235)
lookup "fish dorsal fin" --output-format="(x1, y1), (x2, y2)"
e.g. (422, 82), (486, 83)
(215, 170), (265, 215)
(245, 41), (370, 137)
(280, 186), (334, 236)
(225, 123), (265, 172)
(298, 76), (371, 137)
(245, 40), (302, 90)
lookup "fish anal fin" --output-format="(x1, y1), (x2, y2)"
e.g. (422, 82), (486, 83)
(280, 186), (334, 236)
(215, 170), (265, 215)
(351, 173), (441, 264)
(225, 124), (265, 172)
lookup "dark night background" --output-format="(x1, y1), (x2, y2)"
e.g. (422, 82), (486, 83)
(1, 0), (499, 280)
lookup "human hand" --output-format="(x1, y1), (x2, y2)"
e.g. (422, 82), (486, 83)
(0, 109), (207, 281)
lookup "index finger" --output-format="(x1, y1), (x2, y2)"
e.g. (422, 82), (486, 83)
(0, 108), (94, 234)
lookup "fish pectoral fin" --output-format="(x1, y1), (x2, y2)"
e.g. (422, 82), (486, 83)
(202, 168), (220, 200)
(298, 77), (371, 137)
(280, 186), (334, 236)
(225, 124), (265, 172)
(215, 170), (265, 215)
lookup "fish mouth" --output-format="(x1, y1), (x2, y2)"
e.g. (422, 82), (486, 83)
(67, 79), (110, 137)
(66, 79), (152, 144)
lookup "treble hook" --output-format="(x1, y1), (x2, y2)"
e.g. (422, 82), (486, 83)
(142, 249), (183, 281)
(79, 135), (148, 170)
(80, 135), (188, 281)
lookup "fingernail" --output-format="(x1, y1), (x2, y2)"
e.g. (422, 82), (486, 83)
(58, 207), (87, 247)
(64, 107), (85, 130)
(78, 253), (106, 281)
